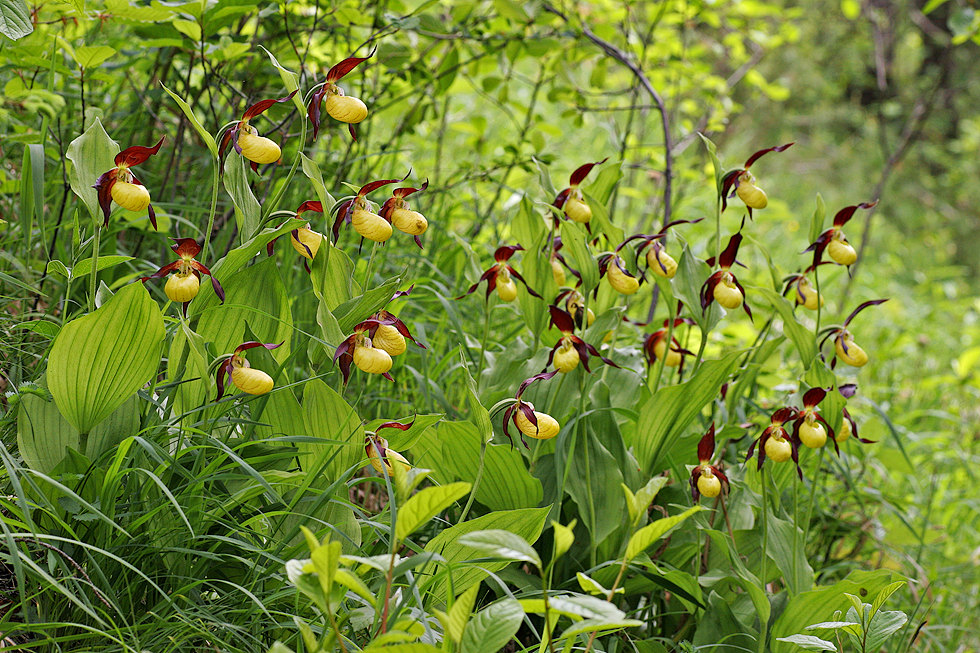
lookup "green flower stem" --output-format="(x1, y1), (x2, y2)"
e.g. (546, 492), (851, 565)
(200, 154), (220, 263)
(362, 242), (379, 290)
(476, 299), (492, 380)
(457, 437), (486, 525)
(260, 116), (308, 227)
(758, 466), (771, 653)
(650, 299), (678, 393)
(88, 225), (101, 314)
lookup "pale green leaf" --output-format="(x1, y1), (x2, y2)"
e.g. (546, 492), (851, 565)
(460, 599), (523, 653)
(47, 283), (164, 434)
(396, 482), (471, 541)
(625, 506), (702, 561)
(458, 529), (541, 569)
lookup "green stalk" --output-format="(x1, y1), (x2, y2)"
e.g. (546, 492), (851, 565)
(457, 438), (486, 525)
(88, 225), (101, 313)
(260, 117), (308, 226)
(200, 154), (220, 263)
(476, 300), (492, 380)
(758, 466), (771, 653)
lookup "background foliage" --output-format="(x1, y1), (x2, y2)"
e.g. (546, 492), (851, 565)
(1, 0), (978, 651)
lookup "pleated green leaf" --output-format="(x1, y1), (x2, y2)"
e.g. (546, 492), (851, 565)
(47, 282), (164, 434)
(396, 482), (471, 541)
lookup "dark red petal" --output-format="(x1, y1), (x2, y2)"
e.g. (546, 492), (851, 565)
(93, 170), (117, 226)
(839, 383), (858, 398)
(744, 142), (794, 169)
(235, 341), (284, 355)
(772, 407), (796, 424)
(114, 136), (165, 167)
(568, 158), (608, 187)
(659, 217), (704, 234)
(552, 188), (570, 211)
(719, 232), (743, 269)
(326, 46), (377, 83)
(242, 90), (298, 120)
(832, 201), (878, 228)
(843, 298), (889, 327)
(296, 200), (324, 216)
(215, 361), (232, 400)
(549, 305), (575, 333)
(378, 417), (415, 432)
(392, 178), (429, 199)
(358, 174), (409, 197)
(494, 245), (523, 262)
(507, 266), (542, 298)
(332, 200), (355, 242)
(584, 341), (619, 369)
(719, 169), (742, 213)
(802, 387), (827, 408)
(515, 370), (560, 399)
(144, 261), (181, 279)
(699, 271), (724, 311)
(172, 237), (202, 258)
(308, 87), (327, 141)
(697, 423), (716, 461)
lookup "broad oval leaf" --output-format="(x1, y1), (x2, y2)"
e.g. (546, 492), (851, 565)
(47, 282), (164, 434)
(458, 529), (541, 569)
(396, 482), (471, 541)
(66, 118), (120, 220)
(460, 599), (523, 653)
(625, 506), (702, 561)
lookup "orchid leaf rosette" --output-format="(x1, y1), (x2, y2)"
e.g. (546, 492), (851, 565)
(93, 136), (165, 229)
(308, 48), (375, 141)
(142, 237), (225, 316)
(219, 91), (297, 171)
(719, 142), (793, 217)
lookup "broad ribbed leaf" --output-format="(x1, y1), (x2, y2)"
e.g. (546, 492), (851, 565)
(300, 379), (362, 480)
(460, 599), (523, 653)
(0, 0), (33, 39)
(421, 507), (549, 598)
(447, 584), (479, 644)
(66, 118), (119, 220)
(396, 482), (471, 541)
(162, 83), (218, 158)
(47, 283), (164, 433)
(757, 287), (817, 368)
(634, 351), (742, 474)
(223, 153), (262, 241)
(625, 506), (702, 561)
(17, 394), (79, 473)
(771, 570), (903, 653)
(560, 221), (597, 292)
(775, 634), (837, 651)
(458, 530), (541, 569)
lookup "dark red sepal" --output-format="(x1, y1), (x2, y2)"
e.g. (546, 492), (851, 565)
(549, 305), (575, 333)
(743, 142), (794, 169)
(172, 237), (202, 258)
(189, 260), (225, 302)
(326, 47), (377, 83)
(378, 416), (415, 432)
(114, 136), (165, 167)
(697, 423), (716, 461)
(392, 178), (428, 199)
(494, 245), (523, 262)
(568, 158), (608, 187)
(235, 341), (284, 355)
(93, 170), (117, 226)
(699, 270), (724, 311)
(215, 360), (233, 400)
(507, 265), (542, 298)
(802, 387), (826, 408)
(832, 201), (878, 227)
(843, 298), (889, 327)
(296, 200), (324, 216)
(242, 91), (298, 120)
(719, 232), (743, 269)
